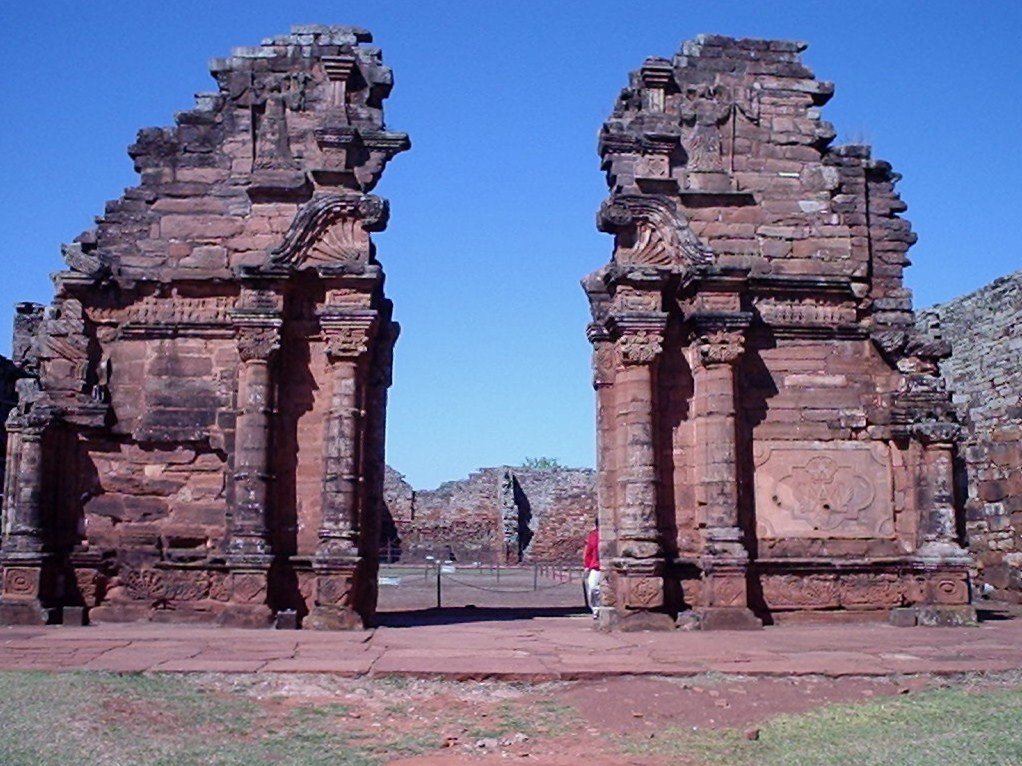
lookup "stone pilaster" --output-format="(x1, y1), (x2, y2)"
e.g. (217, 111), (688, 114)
(913, 424), (969, 561)
(588, 324), (617, 572)
(0, 410), (55, 625)
(911, 423), (974, 623)
(227, 323), (281, 560)
(600, 313), (674, 629)
(306, 312), (376, 629)
(356, 317), (398, 623)
(691, 321), (761, 629)
(221, 317), (281, 627)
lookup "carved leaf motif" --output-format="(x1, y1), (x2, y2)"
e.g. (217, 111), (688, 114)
(762, 575), (839, 609)
(324, 327), (370, 360)
(317, 575), (352, 606)
(237, 327), (280, 362)
(3, 568), (37, 596)
(707, 576), (746, 608)
(618, 331), (663, 365)
(625, 577), (664, 608)
(697, 330), (744, 365)
(231, 573), (267, 604)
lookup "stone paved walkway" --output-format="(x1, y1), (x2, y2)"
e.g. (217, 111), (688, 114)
(1, 610), (1020, 680)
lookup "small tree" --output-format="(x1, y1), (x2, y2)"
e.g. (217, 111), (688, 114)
(521, 456), (562, 470)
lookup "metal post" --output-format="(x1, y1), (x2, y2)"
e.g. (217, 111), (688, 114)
(533, 564), (538, 591)
(435, 562), (441, 609)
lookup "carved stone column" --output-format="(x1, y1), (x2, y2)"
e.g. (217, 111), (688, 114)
(911, 424), (967, 559)
(228, 324), (281, 559)
(356, 317), (398, 623)
(307, 313), (376, 629)
(691, 323), (761, 629)
(0, 409), (54, 625)
(221, 320), (280, 627)
(588, 325), (617, 577)
(912, 423), (974, 621)
(602, 315), (674, 629)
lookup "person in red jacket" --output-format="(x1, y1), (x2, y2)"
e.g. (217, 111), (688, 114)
(583, 518), (601, 616)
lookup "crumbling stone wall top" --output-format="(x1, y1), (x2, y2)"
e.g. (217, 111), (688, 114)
(66, 24), (408, 284)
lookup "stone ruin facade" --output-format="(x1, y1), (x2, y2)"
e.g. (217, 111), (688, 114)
(584, 35), (974, 629)
(0, 26), (407, 628)
(0, 28), (994, 631)
(382, 465), (596, 565)
(919, 271), (1022, 601)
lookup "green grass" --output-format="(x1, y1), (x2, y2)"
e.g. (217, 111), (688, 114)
(6, 671), (1020, 766)
(0, 672), (375, 766)
(625, 686), (1022, 766)
(0, 672), (581, 766)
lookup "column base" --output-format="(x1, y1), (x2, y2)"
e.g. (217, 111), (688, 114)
(595, 606), (675, 632)
(304, 560), (371, 630)
(696, 606), (763, 631)
(216, 603), (274, 629)
(304, 604), (365, 631)
(0, 556), (55, 625)
(892, 605), (977, 628)
(219, 568), (273, 627)
(0, 599), (52, 625)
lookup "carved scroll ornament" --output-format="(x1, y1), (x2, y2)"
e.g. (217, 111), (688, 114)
(598, 194), (713, 269)
(271, 194), (388, 267)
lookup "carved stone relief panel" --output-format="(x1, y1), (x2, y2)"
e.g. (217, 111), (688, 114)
(753, 440), (895, 539)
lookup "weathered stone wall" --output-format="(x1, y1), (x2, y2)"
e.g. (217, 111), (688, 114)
(382, 467), (596, 564)
(0, 26), (407, 629)
(918, 270), (1022, 601)
(585, 35), (972, 628)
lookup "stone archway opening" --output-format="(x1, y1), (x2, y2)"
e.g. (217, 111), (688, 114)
(372, 464), (595, 626)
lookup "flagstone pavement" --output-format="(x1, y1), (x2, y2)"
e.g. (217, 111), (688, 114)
(1, 608), (1020, 680)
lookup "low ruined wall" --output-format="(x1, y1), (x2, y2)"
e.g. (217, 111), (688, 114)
(919, 269), (1022, 600)
(382, 466), (596, 565)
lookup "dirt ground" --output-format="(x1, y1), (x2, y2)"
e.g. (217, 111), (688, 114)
(208, 670), (976, 765)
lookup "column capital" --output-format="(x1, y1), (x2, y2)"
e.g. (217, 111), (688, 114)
(608, 312), (668, 366)
(323, 325), (374, 362)
(236, 324), (281, 363)
(618, 330), (664, 365)
(319, 309), (378, 362)
(696, 328), (745, 367)
(5, 402), (59, 436)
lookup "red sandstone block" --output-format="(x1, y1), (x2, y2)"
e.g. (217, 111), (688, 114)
(152, 197), (229, 215)
(160, 215), (244, 240)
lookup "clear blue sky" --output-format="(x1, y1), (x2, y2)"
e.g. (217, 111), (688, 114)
(2, 1), (1019, 488)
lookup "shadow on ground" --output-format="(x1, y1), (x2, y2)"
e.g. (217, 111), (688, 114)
(375, 605), (590, 627)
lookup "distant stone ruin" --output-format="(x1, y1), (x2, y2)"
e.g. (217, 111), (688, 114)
(381, 465), (596, 565)
(0, 26), (406, 628)
(584, 35), (973, 629)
